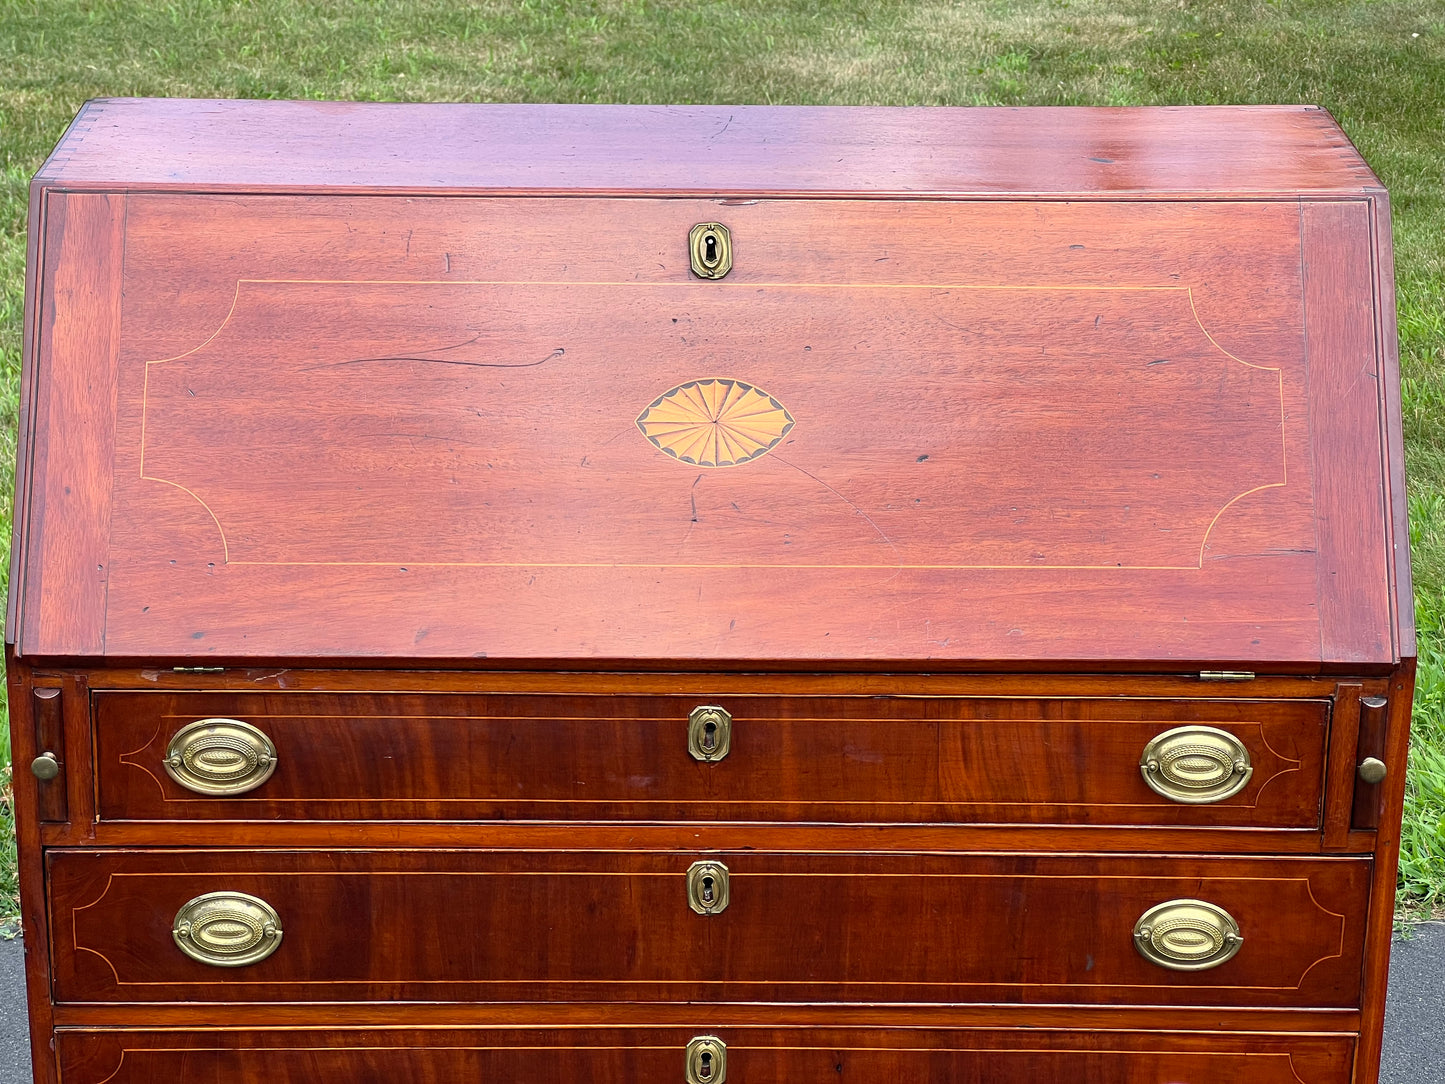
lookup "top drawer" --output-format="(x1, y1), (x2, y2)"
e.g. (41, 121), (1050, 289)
(95, 691), (1326, 828)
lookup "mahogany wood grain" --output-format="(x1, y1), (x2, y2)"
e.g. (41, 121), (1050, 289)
(10, 104), (1413, 1084)
(50, 1002), (1363, 1031)
(49, 849), (1368, 1008)
(1353, 663), (1416, 1084)
(39, 820), (1335, 856)
(31, 689), (65, 822)
(19, 193), (124, 657)
(55, 1026), (1356, 1084)
(1324, 684), (1362, 850)
(4, 659), (60, 1084)
(1368, 192), (1414, 663)
(1303, 201), (1394, 665)
(94, 691), (1327, 828)
(1351, 696), (1389, 829)
(7, 181), (47, 645)
(16, 188), (1403, 666)
(76, 666), (1355, 698)
(37, 101), (1380, 198)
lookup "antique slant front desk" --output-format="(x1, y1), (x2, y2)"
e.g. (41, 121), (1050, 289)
(8, 101), (1414, 1083)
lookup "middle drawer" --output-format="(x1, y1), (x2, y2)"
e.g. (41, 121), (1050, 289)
(94, 691), (1328, 826)
(49, 849), (1366, 1007)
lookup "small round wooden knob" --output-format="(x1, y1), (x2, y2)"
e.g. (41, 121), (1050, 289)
(29, 752), (60, 781)
(1357, 757), (1387, 785)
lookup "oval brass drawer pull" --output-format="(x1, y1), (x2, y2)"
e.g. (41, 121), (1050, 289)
(687, 705), (732, 762)
(1139, 725), (1252, 803)
(1133, 899), (1242, 971)
(172, 891), (283, 967)
(685, 1035), (727, 1083)
(164, 718), (278, 795)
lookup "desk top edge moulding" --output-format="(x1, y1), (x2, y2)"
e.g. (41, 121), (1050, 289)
(9, 101), (1411, 669)
(7, 101), (1414, 1084)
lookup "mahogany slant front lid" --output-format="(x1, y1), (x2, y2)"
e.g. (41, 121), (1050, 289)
(10, 100), (1411, 669)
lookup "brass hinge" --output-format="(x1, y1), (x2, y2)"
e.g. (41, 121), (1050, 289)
(1199, 670), (1255, 682)
(172, 666), (225, 673)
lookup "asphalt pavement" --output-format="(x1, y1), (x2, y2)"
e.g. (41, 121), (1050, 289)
(0, 928), (1439, 1081)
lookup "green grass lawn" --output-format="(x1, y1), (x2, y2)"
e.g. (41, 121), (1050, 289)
(1, 0), (1442, 922)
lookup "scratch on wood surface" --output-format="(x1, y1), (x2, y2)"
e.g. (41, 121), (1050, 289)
(773, 453), (900, 566)
(315, 342), (564, 370)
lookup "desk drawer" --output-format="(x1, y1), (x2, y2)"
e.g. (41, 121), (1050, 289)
(95, 692), (1328, 827)
(49, 849), (1367, 1007)
(56, 1027), (1355, 1083)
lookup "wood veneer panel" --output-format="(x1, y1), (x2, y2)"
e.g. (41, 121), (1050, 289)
(56, 1027), (1355, 1084)
(77, 667), (1347, 697)
(1355, 666), (1415, 1084)
(41, 821), (1332, 855)
(49, 850), (1367, 1008)
(47, 192), (1351, 664)
(19, 192), (124, 656)
(95, 692), (1327, 827)
(7, 180), (48, 645)
(1368, 192), (1414, 663)
(1303, 202), (1394, 665)
(4, 658), (61, 1084)
(50, 1003), (1363, 1031)
(38, 100), (1378, 197)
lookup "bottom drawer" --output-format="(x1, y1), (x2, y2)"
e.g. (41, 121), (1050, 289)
(58, 1027), (1355, 1083)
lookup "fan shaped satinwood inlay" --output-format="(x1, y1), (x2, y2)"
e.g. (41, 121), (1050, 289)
(636, 378), (795, 468)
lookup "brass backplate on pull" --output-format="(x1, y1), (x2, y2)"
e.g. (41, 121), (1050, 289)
(173, 890), (283, 967)
(687, 860), (730, 915)
(1133, 898), (1242, 971)
(688, 705), (732, 762)
(1139, 725), (1252, 804)
(165, 718), (278, 796)
(685, 1035), (727, 1083)
(689, 222), (732, 279)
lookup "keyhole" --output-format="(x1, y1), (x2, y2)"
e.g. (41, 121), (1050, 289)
(702, 720), (717, 751)
(699, 1051), (713, 1079)
(704, 233), (718, 265)
(701, 875), (715, 903)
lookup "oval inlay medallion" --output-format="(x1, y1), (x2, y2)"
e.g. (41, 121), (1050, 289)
(637, 378), (794, 467)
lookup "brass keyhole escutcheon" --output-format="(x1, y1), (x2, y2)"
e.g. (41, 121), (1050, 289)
(686, 860), (730, 915)
(688, 705), (732, 762)
(689, 222), (732, 279)
(685, 1035), (728, 1083)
